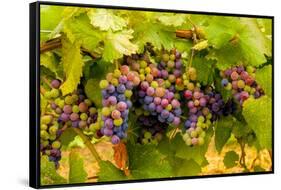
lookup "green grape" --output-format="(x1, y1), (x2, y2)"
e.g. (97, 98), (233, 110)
(58, 100), (65, 108)
(41, 124), (48, 130)
(99, 80), (109, 89)
(49, 134), (57, 141)
(124, 90), (133, 98)
(144, 131), (152, 139)
(114, 118), (123, 126)
(162, 53), (170, 62)
(40, 130), (49, 140)
(101, 107), (111, 116)
(151, 81), (158, 88)
(169, 54), (176, 61)
(41, 115), (52, 125)
(89, 123), (100, 132)
(198, 137), (204, 145)
(151, 139), (158, 145)
(190, 130), (198, 138)
(80, 113), (88, 121)
(185, 137), (192, 146)
(49, 125), (58, 135)
(50, 89), (60, 98)
(145, 67), (151, 74)
(140, 60), (148, 68)
(84, 99), (92, 106)
(237, 80), (245, 89)
(89, 107), (97, 115)
(72, 105), (79, 113)
(52, 141), (61, 149)
(72, 94), (79, 102)
(44, 91), (52, 99)
(200, 131), (206, 138)
(198, 116), (205, 123)
(65, 95), (73, 105)
(113, 69), (121, 78)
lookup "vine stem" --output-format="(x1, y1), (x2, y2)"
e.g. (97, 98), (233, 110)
(72, 127), (102, 163)
(238, 139), (247, 169)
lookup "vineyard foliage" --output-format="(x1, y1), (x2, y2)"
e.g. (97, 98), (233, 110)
(39, 5), (272, 185)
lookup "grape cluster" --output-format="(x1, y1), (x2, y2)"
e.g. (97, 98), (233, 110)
(129, 50), (183, 126)
(99, 65), (140, 144)
(40, 114), (62, 168)
(137, 115), (166, 145)
(181, 68), (227, 146)
(220, 66), (264, 105)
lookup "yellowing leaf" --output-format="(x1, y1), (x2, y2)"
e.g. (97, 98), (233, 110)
(60, 37), (84, 95)
(88, 9), (127, 31)
(103, 30), (138, 62)
(158, 13), (187, 27)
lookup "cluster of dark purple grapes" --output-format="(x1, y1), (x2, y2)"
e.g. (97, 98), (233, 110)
(220, 66), (264, 105)
(128, 50), (183, 126)
(40, 114), (62, 168)
(99, 65), (140, 144)
(137, 115), (167, 145)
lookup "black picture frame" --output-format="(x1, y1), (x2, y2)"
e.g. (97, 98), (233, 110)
(30, 1), (274, 189)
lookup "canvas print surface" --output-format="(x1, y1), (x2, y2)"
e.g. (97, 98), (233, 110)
(38, 3), (273, 186)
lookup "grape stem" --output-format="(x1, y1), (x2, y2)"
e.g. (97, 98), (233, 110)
(72, 127), (102, 163)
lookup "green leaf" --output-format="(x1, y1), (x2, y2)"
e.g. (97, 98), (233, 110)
(254, 165), (266, 172)
(68, 150), (87, 183)
(257, 18), (273, 37)
(215, 116), (234, 153)
(133, 22), (174, 52)
(59, 37), (84, 95)
(127, 143), (173, 179)
(255, 65), (272, 97)
(64, 14), (103, 51)
(193, 56), (215, 85)
(88, 9), (127, 31)
(40, 5), (65, 41)
(103, 30), (138, 62)
(84, 79), (102, 108)
(192, 40), (209, 51)
(173, 158), (201, 176)
(242, 96), (272, 149)
(59, 128), (77, 147)
(223, 151), (239, 168)
(175, 127), (214, 165)
(98, 161), (127, 182)
(68, 135), (85, 149)
(40, 52), (63, 79)
(40, 155), (67, 185)
(158, 13), (187, 27)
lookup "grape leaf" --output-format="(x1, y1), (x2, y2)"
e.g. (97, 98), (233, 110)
(133, 22), (174, 52)
(68, 136), (85, 149)
(40, 5), (65, 41)
(193, 56), (216, 85)
(88, 9), (127, 31)
(173, 158), (201, 176)
(174, 127), (214, 165)
(68, 150), (87, 183)
(223, 151), (239, 168)
(40, 155), (67, 185)
(254, 165), (266, 172)
(255, 65), (272, 97)
(158, 13), (187, 27)
(113, 142), (128, 170)
(102, 30), (138, 62)
(84, 79), (102, 108)
(257, 18), (273, 37)
(215, 116), (234, 153)
(242, 96), (272, 150)
(59, 128), (77, 147)
(98, 161), (128, 182)
(64, 14), (103, 52)
(127, 143), (173, 179)
(59, 36), (84, 96)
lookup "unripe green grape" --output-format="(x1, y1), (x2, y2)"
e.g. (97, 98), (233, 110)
(198, 137), (204, 145)
(206, 113), (212, 120)
(113, 69), (121, 78)
(225, 83), (232, 90)
(41, 124), (48, 130)
(151, 139), (158, 145)
(45, 150), (51, 155)
(72, 94), (79, 102)
(49, 134), (57, 141)
(237, 80), (245, 89)
(124, 90), (133, 98)
(52, 141), (61, 149)
(165, 104), (172, 111)
(144, 131), (152, 139)
(140, 60), (147, 68)
(165, 80), (171, 88)
(102, 107), (111, 116)
(250, 87), (256, 95)
(72, 105), (79, 113)
(198, 116), (205, 123)
(80, 113), (88, 121)
(111, 78), (119, 86)
(162, 53), (170, 62)
(169, 54), (176, 61)
(40, 130), (49, 140)
(140, 74), (145, 81)
(50, 89), (60, 98)
(142, 138), (149, 144)
(182, 133), (190, 141)
(114, 118), (123, 126)
(246, 66), (255, 73)
(139, 68), (145, 74)
(195, 126), (203, 134)
(89, 107), (97, 115)
(151, 81), (159, 88)
(49, 125), (58, 135)
(190, 130), (198, 138)
(99, 80), (109, 89)
(145, 67), (151, 74)
(200, 131), (206, 138)
(41, 115), (52, 125)
(65, 95), (73, 105)
(58, 100), (65, 108)
(185, 137), (192, 146)
(187, 82), (195, 90)
(42, 141), (49, 148)
(44, 91), (52, 99)
(244, 85), (251, 92)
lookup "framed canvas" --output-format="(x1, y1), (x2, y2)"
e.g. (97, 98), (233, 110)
(30, 1), (274, 188)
